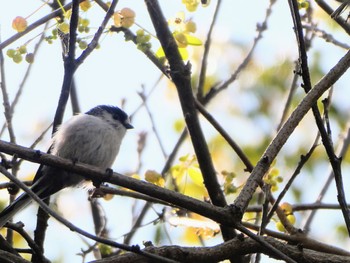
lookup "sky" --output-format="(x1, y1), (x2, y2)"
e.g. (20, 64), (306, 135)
(0, 0), (350, 262)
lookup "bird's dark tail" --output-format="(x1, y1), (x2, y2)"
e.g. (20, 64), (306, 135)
(0, 166), (58, 228)
(0, 191), (34, 228)
(0, 165), (83, 228)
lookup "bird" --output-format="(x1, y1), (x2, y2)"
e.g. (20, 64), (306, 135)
(0, 105), (133, 228)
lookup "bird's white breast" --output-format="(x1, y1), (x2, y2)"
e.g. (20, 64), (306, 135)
(51, 114), (126, 170)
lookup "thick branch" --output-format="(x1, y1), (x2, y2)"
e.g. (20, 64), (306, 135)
(0, 140), (233, 226)
(143, 0), (227, 212)
(288, 0), (350, 235)
(144, 0), (237, 243)
(89, 236), (350, 263)
(233, 47), (350, 216)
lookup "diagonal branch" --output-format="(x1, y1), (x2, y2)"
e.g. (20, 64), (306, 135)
(314, 0), (350, 35)
(0, 140), (233, 226)
(288, 0), (350, 235)
(232, 45), (350, 217)
(197, 0), (222, 100)
(0, 166), (178, 263)
(304, 122), (350, 232)
(76, 0), (119, 66)
(0, 0), (85, 51)
(144, 1), (240, 246)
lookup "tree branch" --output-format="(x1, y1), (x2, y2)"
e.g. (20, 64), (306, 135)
(232, 44), (350, 217)
(196, 0), (222, 100)
(288, 0), (350, 235)
(144, 0), (238, 242)
(0, 0), (85, 51)
(89, 236), (350, 263)
(0, 140), (233, 226)
(0, 166), (178, 263)
(314, 0), (350, 35)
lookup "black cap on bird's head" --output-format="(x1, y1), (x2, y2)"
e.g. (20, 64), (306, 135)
(86, 105), (133, 129)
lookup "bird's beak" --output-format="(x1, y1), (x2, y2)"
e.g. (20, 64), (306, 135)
(124, 119), (133, 129)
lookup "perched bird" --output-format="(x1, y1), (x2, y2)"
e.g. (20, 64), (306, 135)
(0, 105), (133, 228)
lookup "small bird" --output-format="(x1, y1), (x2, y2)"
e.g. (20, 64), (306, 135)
(0, 105), (133, 228)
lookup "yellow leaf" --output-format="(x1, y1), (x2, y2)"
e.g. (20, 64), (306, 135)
(131, 173), (141, 180)
(103, 193), (114, 201)
(58, 22), (70, 34)
(287, 214), (296, 225)
(156, 46), (188, 60)
(174, 32), (188, 48)
(179, 154), (190, 162)
(180, 181), (207, 199)
(178, 47), (188, 60)
(188, 166), (203, 186)
(80, 0), (91, 12)
(280, 202), (293, 215)
(173, 119), (185, 133)
(155, 47), (165, 58)
(184, 34), (202, 46)
(183, 227), (201, 244)
(145, 170), (165, 187)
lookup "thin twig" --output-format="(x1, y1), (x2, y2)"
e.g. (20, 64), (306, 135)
(109, 26), (169, 77)
(195, 100), (254, 172)
(16, 123), (52, 168)
(137, 88), (167, 159)
(204, 0), (276, 102)
(276, 61), (300, 131)
(0, 46), (16, 144)
(197, 0), (222, 100)
(304, 122), (350, 232)
(302, 24), (350, 49)
(52, 0), (80, 133)
(246, 202), (350, 213)
(288, 0), (350, 236)
(0, 35), (18, 245)
(0, 22), (49, 137)
(315, 0), (350, 35)
(232, 43), (350, 217)
(242, 221), (350, 257)
(76, 0), (119, 66)
(266, 134), (320, 222)
(0, 0), (85, 51)
(235, 224), (297, 263)
(5, 222), (48, 262)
